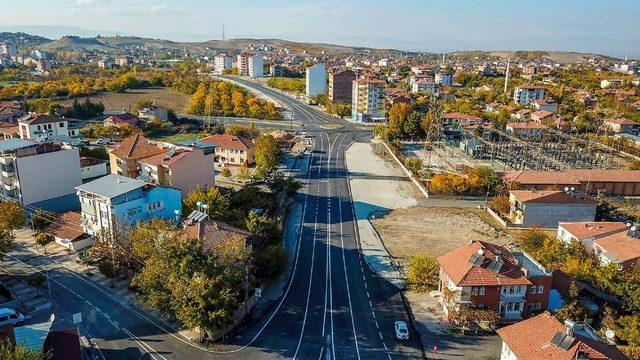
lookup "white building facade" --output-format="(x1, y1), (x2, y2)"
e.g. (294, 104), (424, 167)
(305, 64), (327, 98)
(213, 55), (232, 74)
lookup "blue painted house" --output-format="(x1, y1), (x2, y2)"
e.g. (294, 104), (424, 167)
(76, 174), (182, 236)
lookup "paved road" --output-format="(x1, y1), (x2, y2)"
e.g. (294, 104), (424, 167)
(1, 78), (423, 359)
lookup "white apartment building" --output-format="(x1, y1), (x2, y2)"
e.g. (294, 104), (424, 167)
(305, 63), (327, 98)
(513, 85), (546, 104)
(0, 43), (17, 56)
(248, 53), (263, 78)
(435, 71), (453, 86)
(18, 113), (72, 140)
(0, 138), (82, 212)
(352, 77), (386, 124)
(214, 54), (232, 74)
(411, 81), (439, 96)
(237, 53), (263, 77)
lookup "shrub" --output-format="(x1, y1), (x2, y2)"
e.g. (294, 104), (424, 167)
(220, 168), (232, 178)
(404, 157), (423, 174)
(98, 261), (117, 278)
(490, 195), (510, 215)
(406, 255), (439, 292)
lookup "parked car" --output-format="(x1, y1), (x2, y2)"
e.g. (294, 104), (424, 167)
(395, 320), (409, 340)
(0, 308), (25, 327)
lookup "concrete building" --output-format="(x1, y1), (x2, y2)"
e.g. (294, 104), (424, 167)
(305, 63), (327, 98)
(238, 53), (263, 78)
(76, 174), (182, 236)
(44, 211), (93, 252)
(411, 81), (439, 95)
(508, 190), (597, 228)
(438, 240), (552, 324)
(600, 79), (622, 89)
(501, 169), (640, 196)
(602, 117), (640, 135)
(513, 85), (546, 104)
(109, 133), (164, 178)
(556, 221), (640, 270)
(79, 156), (108, 182)
(328, 69), (356, 104)
(213, 54), (232, 74)
(497, 312), (626, 360)
(435, 70), (453, 86)
(0, 42), (17, 56)
(138, 146), (216, 198)
(137, 106), (169, 122)
(0, 139), (82, 212)
(532, 100), (559, 113)
(505, 122), (548, 140)
(18, 114), (72, 140)
(352, 77), (386, 124)
(199, 134), (254, 166)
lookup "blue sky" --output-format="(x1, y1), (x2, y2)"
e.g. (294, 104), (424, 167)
(1, 0), (639, 57)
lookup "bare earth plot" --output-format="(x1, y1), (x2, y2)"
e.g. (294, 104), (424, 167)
(372, 206), (511, 260)
(58, 86), (190, 113)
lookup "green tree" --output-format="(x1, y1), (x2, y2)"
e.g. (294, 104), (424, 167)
(0, 341), (47, 360)
(404, 111), (424, 139)
(183, 187), (230, 218)
(31, 210), (58, 231)
(0, 230), (15, 261)
(404, 157), (422, 174)
(0, 200), (25, 234)
(132, 99), (153, 116)
(387, 103), (411, 139)
(220, 167), (232, 178)
(34, 232), (55, 254)
(254, 135), (280, 171)
(406, 255), (439, 292)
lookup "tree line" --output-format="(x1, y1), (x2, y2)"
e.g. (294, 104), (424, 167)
(186, 80), (282, 120)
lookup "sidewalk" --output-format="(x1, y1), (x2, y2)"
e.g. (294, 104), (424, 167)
(11, 229), (185, 334)
(345, 141), (419, 289)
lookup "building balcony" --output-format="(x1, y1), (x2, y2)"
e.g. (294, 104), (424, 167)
(0, 157), (13, 165)
(1, 170), (14, 178)
(500, 293), (526, 302)
(3, 182), (17, 191)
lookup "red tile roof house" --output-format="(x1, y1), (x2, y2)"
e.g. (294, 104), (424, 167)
(505, 122), (548, 140)
(602, 117), (640, 135)
(509, 190), (597, 229)
(557, 222), (628, 254)
(44, 211), (94, 252)
(179, 210), (251, 253)
(104, 113), (139, 127)
(591, 226), (640, 271)
(501, 169), (640, 196)
(497, 312), (627, 360)
(437, 240), (552, 326)
(200, 134), (255, 167)
(442, 112), (484, 127)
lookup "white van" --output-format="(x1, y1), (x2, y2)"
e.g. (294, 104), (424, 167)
(0, 308), (25, 327)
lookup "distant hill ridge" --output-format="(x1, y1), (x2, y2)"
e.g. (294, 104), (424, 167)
(0, 31), (619, 63)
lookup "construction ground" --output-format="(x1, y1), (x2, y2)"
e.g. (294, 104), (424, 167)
(347, 140), (504, 359)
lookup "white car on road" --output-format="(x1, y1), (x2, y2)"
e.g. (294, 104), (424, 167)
(0, 308), (25, 327)
(395, 320), (409, 340)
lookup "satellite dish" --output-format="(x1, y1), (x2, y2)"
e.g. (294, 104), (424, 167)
(49, 314), (55, 322)
(564, 187), (569, 191)
(605, 329), (615, 340)
(570, 187), (575, 191)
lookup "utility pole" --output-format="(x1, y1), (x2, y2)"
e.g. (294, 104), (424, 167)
(504, 56), (511, 94)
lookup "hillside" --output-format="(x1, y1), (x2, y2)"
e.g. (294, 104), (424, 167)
(0, 32), (50, 49)
(39, 35), (117, 52)
(451, 50), (617, 64)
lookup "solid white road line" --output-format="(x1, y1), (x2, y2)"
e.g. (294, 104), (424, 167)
(293, 133), (325, 359)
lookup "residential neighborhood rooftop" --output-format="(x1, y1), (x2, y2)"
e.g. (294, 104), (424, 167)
(510, 190), (597, 204)
(75, 173), (147, 198)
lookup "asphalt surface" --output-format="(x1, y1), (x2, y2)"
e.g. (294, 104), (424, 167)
(1, 78), (424, 359)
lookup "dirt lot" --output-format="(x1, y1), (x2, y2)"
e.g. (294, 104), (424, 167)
(58, 86), (190, 113)
(372, 206), (512, 261)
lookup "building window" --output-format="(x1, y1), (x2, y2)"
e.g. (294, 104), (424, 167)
(59, 122), (65, 127)
(538, 285), (544, 293)
(479, 287), (485, 296)
(530, 286), (536, 295)
(516, 286), (522, 294)
(528, 303), (534, 310)
(535, 302), (541, 310)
